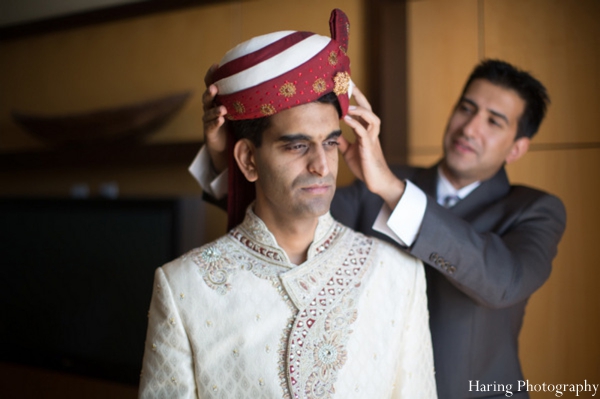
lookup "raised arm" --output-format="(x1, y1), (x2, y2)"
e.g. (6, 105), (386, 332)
(336, 86), (567, 309)
(201, 64), (228, 174)
(339, 87), (406, 211)
(411, 188), (566, 308)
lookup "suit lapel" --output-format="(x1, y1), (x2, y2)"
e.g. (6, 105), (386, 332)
(411, 164), (438, 197)
(412, 163), (511, 219)
(451, 167), (510, 217)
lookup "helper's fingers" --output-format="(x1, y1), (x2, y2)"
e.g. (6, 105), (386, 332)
(203, 104), (227, 124)
(343, 114), (367, 139)
(351, 86), (372, 112)
(202, 85), (219, 112)
(204, 63), (219, 86)
(346, 106), (381, 137)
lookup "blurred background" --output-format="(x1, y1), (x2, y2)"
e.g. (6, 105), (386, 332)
(0, 0), (598, 397)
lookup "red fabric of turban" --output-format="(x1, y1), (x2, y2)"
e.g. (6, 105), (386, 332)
(209, 8), (352, 230)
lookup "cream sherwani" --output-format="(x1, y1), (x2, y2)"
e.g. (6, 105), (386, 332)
(139, 209), (436, 398)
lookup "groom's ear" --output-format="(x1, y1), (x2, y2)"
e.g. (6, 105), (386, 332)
(234, 139), (258, 182)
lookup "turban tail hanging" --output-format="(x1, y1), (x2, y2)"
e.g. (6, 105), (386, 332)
(226, 130), (255, 231)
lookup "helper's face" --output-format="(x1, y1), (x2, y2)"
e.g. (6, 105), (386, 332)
(253, 102), (341, 222)
(442, 78), (528, 187)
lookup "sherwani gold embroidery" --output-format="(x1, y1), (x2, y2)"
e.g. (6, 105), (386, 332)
(139, 210), (437, 398)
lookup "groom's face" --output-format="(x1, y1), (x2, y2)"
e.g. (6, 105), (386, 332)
(252, 101), (341, 222)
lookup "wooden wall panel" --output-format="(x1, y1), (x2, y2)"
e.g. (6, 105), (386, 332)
(0, 4), (235, 151)
(378, 1), (408, 165)
(485, 0), (600, 387)
(507, 149), (600, 384)
(406, 0), (479, 153)
(407, 152), (441, 168)
(0, 0), (365, 195)
(484, 0), (600, 145)
(0, 0), (367, 151)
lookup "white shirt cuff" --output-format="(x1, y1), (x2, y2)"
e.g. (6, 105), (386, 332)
(188, 145), (229, 200)
(373, 180), (427, 247)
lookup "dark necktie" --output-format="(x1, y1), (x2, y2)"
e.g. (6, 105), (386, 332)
(442, 195), (460, 208)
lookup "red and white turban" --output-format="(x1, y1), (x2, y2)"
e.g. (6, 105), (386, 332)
(215, 9), (352, 230)
(211, 8), (352, 120)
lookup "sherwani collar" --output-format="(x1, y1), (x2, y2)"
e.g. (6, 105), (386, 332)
(232, 205), (371, 313)
(234, 205), (340, 267)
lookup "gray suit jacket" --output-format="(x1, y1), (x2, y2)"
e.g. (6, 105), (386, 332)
(331, 164), (566, 399)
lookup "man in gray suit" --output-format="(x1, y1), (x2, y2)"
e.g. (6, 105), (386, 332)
(192, 59), (566, 398)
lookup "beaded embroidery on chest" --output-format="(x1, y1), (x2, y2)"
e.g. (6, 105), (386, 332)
(192, 211), (377, 398)
(281, 232), (375, 399)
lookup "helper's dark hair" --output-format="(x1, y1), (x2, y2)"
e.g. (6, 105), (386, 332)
(460, 59), (550, 139)
(228, 91), (342, 147)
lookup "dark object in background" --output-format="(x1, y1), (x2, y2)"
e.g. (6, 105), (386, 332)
(11, 91), (192, 147)
(0, 197), (204, 385)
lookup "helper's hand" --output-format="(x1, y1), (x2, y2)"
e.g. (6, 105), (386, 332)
(339, 86), (406, 209)
(202, 64), (228, 173)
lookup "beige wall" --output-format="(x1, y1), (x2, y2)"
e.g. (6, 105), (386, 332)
(407, 0), (600, 394)
(0, 0), (367, 242)
(0, 0), (367, 152)
(0, 0), (367, 159)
